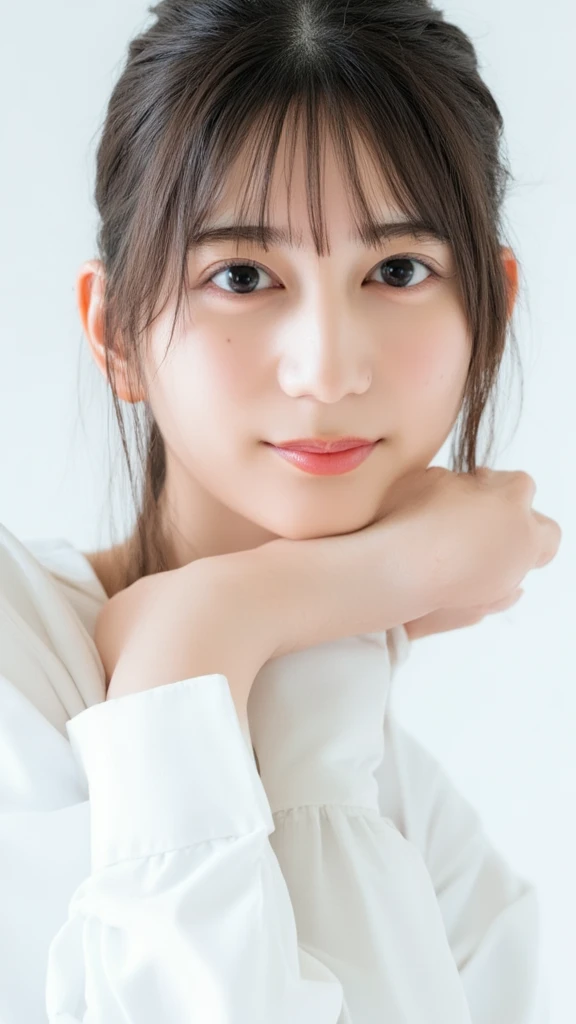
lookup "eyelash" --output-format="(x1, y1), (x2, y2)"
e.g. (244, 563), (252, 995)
(202, 254), (440, 297)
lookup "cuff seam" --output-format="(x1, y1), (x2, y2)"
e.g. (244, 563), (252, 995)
(91, 826), (271, 871)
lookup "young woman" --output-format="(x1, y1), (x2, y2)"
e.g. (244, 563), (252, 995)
(0, 0), (562, 1021)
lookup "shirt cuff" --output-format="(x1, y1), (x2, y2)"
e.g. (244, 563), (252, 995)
(66, 674), (274, 872)
(247, 634), (392, 814)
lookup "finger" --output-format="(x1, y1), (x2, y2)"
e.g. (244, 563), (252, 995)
(532, 511), (563, 568)
(486, 588), (524, 613)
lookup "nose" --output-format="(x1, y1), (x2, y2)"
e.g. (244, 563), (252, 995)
(277, 296), (373, 402)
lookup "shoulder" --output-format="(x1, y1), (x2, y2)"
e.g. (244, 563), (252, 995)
(0, 524), (108, 633)
(0, 522), (108, 734)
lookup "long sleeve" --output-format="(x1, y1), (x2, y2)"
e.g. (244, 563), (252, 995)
(43, 672), (349, 1023)
(0, 667), (349, 1023)
(375, 709), (550, 1023)
(246, 628), (474, 1023)
(1, 503), (546, 1024)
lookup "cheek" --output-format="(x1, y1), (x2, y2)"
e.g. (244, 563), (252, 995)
(188, 330), (257, 404)
(388, 313), (471, 404)
(162, 330), (254, 412)
(148, 328), (259, 459)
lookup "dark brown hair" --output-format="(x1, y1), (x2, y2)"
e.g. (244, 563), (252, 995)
(91, 0), (523, 587)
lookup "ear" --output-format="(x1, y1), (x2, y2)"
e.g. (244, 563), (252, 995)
(76, 259), (146, 404)
(501, 246), (519, 321)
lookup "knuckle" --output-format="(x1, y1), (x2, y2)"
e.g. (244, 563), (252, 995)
(513, 470), (536, 498)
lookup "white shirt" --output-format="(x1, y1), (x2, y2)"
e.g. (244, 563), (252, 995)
(0, 521), (549, 1023)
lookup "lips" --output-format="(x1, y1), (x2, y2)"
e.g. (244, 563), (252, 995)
(274, 439), (376, 453)
(267, 440), (380, 476)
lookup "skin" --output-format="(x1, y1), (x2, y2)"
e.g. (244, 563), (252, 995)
(77, 119), (519, 640)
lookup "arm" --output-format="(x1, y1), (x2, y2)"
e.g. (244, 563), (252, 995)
(75, 548), (469, 1024)
(374, 713), (549, 1023)
(250, 518), (441, 660)
(44, 670), (346, 1023)
(99, 512), (441, 701)
(247, 626), (473, 1022)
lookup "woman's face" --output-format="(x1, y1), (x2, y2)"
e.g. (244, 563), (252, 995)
(82, 124), (516, 565)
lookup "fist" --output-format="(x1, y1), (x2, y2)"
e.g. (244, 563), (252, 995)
(404, 587), (524, 641)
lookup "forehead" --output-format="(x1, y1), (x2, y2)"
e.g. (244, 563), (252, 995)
(218, 118), (389, 228)
(194, 117), (448, 252)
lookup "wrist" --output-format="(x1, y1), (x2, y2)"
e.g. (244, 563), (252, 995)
(196, 548), (283, 671)
(382, 508), (452, 612)
(106, 555), (277, 716)
(245, 516), (440, 660)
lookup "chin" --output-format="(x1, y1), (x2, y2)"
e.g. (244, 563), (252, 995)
(265, 508), (377, 543)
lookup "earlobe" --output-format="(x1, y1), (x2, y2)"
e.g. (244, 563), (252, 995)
(501, 247), (519, 321)
(76, 258), (145, 404)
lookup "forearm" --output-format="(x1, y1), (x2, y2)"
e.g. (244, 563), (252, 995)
(246, 516), (440, 659)
(106, 514), (437, 713)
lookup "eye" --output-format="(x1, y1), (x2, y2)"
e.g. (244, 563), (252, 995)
(204, 255), (439, 297)
(207, 261), (276, 295)
(368, 256), (437, 290)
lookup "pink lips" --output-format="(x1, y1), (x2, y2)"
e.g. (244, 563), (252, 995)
(266, 441), (379, 475)
(274, 438), (376, 453)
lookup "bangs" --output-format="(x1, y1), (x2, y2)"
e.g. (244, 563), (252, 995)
(119, 36), (496, 358)
(181, 88), (455, 262)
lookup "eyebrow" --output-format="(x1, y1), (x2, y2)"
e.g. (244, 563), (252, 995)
(190, 218), (450, 250)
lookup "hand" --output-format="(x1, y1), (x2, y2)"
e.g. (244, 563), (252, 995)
(367, 466), (562, 610)
(261, 465), (562, 659)
(403, 586), (524, 641)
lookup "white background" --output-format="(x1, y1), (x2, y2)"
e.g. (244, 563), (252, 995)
(0, 1), (574, 1019)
